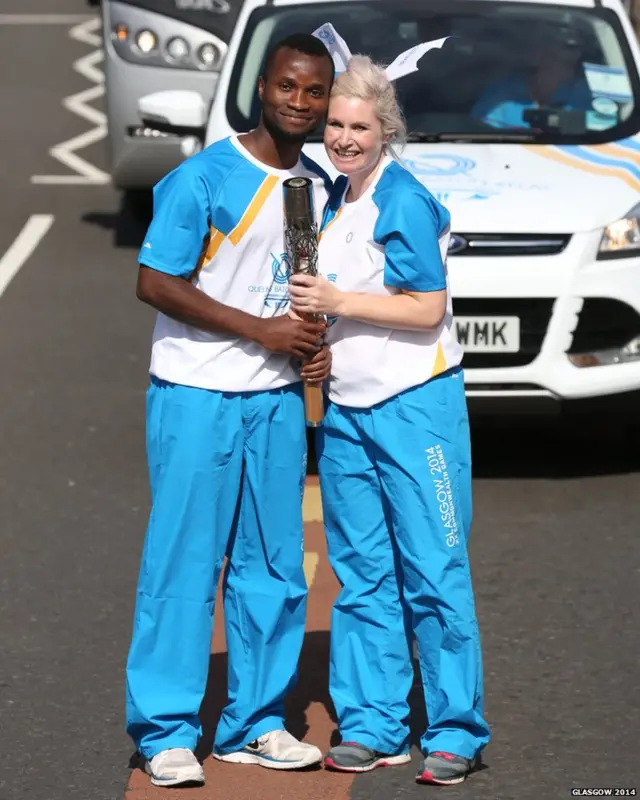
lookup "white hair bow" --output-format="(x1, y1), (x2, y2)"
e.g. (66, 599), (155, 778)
(312, 22), (449, 82)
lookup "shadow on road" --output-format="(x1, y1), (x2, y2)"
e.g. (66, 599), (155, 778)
(193, 633), (440, 760)
(193, 631), (338, 760)
(285, 631), (339, 747)
(468, 415), (639, 479)
(308, 415), (639, 481)
(195, 650), (227, 761)
(82, 190), (152, 249)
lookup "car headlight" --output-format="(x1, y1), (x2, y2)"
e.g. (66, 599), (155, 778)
(166, 36), (190, 62)
(110, 18), (225, 72)
(598, 203), (640, 259)
(197, 43), (222, 69)
(135, 29), (158, 55)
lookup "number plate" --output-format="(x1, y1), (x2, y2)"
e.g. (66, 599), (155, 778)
(454, 316), (520, 353)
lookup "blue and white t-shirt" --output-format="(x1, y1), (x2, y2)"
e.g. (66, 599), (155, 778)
(318, 155), (462, 408)
(138, 136), (331, 392)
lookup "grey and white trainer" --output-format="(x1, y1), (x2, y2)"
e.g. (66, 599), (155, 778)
(324, 742), (411, 773)
(416, 751), (477, 785)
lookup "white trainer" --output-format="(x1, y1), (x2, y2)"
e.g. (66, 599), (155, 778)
(214, 729), (323, 770)
(144, 747), (205, 787)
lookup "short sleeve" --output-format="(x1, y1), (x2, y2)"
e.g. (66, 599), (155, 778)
(570, 79), (594, 110)
(373, 186), (449, 293)
(138, 167), (211, 278)
(470, 78), (519, 128)
(470, 90), (495, 123)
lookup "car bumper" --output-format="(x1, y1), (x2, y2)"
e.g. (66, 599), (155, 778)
(449, 229), (640, 408)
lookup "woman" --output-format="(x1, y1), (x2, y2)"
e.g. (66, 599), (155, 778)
(289, 55), (491, 786)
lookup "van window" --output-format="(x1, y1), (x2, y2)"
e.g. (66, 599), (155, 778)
(226, 0), (640, 144)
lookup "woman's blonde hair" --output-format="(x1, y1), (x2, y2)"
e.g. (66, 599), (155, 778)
(330, 54), (407, 149)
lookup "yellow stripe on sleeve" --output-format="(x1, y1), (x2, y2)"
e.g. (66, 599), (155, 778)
(205, 227), (225, 261)
(318, 207), (343, 241)
(189, 225), (225, 281)
(228, 174), (280, 246)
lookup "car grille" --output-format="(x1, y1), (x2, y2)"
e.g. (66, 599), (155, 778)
(568, 298), (640, 354)
(449, 233), (570, 256)
(452, 298), (555, 368)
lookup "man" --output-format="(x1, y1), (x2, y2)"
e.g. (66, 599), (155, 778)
(471, 35), (592, 129)
(125, 33), (335, 788)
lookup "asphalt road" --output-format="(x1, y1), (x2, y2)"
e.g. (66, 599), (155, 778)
(0, 6), (639, 800)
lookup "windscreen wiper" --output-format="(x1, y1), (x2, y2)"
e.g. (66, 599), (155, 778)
(406, 131), (537, 143)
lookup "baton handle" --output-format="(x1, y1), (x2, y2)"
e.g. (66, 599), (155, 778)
(300, 309), (325, 427)
(282, 176), (325, 427)
(303, 382), (325, 427)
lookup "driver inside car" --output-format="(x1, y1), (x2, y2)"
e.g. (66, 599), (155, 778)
(471, 34), (593, 129)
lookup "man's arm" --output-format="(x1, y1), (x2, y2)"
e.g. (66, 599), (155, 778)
(137, 165), (325, 359)
(137, 267), (325, 360)
(138, 266), (261, 344)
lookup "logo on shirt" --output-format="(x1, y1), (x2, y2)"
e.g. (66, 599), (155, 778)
(325, 274), (339, 328)
(247, 253), (291, 310)
(271, 252), (291, 284)
(265, 252), (291, 309)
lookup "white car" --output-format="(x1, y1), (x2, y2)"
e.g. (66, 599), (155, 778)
(139, 0), (640, 421)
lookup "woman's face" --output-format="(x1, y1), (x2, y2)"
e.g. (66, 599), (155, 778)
(324, 95), (386, 177)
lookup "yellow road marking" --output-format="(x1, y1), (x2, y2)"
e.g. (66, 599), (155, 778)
(303, 485), (323, 587)
(303, 484), (323, 522)
(303, 551), (320, 588)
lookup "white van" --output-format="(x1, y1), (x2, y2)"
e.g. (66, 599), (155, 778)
(140, 0), (640, 417)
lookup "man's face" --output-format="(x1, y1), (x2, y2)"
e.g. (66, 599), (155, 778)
(259, 47), (333, 142)
(534, 40), (581, 79)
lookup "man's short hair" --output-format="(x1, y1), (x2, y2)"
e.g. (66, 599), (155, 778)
(262, 33), (335, 81)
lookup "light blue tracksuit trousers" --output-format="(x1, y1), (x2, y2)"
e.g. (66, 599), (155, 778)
(317, 366), (491, 759)
(125, 377), (308, 759)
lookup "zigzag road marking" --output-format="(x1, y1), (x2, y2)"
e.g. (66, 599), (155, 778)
(31, 17), (110, 186)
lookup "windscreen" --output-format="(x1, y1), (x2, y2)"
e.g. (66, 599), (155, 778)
(226, 0), (640, 144)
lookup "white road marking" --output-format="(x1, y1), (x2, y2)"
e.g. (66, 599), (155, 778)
(31, 18), (110, 186)
(0, 14), (93, 25)
(0, 216), (54, 298)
